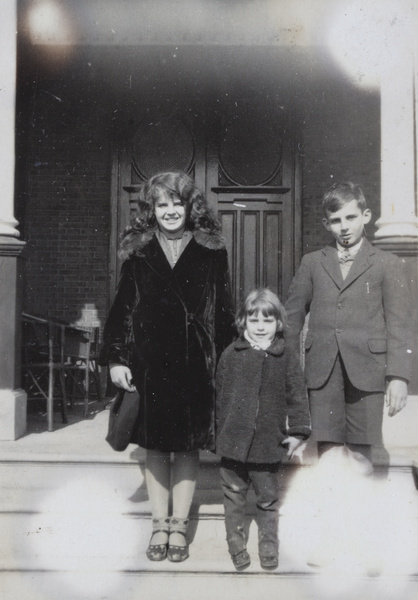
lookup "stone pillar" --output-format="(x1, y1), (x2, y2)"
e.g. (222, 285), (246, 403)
(374, 56), (418, 397)
(0, 0), (27, 440)
(374, 24), (418, 460)
(374, 49), (418, 245)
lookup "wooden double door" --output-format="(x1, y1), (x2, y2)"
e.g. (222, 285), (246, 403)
(110, 102), (302, 308)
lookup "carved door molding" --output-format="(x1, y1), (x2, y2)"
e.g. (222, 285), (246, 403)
(109, 103), (302, 308)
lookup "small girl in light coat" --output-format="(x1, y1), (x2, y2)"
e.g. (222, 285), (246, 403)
(215, 288), (311, 571)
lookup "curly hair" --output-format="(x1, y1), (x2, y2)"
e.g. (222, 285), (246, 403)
(124, 171), (221, 237)
(235, 288), (287, 335)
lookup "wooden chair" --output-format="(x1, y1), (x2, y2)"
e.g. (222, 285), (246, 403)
(21, 313), (68, 431)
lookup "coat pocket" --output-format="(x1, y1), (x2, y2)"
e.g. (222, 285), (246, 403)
(368, 338), (387, 353)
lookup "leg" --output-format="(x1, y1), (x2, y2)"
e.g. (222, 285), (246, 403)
(171, 450), (200, 518)
(219, 458), (251, 567)
(344, 370), (384, 476)
(250, 464), (280, 568)
(306, 358), (349, 568)
(346, 442), (374, 476)
(167, 450), (199, 562)
(145, 449), (171, 518)
(346, 443), (372, 462)
(309, 354), (347, 459)
(145, 449), (171, 560)
(317, 441), (344, 458)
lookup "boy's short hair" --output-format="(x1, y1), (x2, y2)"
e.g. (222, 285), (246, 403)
(322, 182), (367, 217)
(235, 288), (287, 334)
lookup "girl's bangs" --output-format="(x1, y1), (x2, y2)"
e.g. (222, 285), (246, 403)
(247, 300), (276, 317)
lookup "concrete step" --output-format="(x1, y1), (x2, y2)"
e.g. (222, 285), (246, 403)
(2, 404), (418, 599)
(5, 571), (418, 600)
(0, 461), (304, 515)
(10, 403), (418, 467)
(1, 461), (418, 586)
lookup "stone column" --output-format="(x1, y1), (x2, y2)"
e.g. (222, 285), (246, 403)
(374, 28), (418, 405)
(374, 49), (418, 247)
(0, 0), (27, 440)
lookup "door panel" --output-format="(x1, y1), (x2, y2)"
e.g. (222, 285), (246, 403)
(217, 194), (288, 306)
(109, 104), (301, 311)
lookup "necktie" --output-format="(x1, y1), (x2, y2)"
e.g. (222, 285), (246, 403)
(339, 248), (351, 264)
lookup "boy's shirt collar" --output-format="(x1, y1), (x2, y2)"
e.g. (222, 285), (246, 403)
(336, 236), (364, 258)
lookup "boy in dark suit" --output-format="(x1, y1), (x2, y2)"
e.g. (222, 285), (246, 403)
(285, 182), (413, 474)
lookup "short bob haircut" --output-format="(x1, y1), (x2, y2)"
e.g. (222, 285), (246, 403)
(127, 171), (221, 235)
(235, 288), (287, 335)
(322, 181), (367, 217)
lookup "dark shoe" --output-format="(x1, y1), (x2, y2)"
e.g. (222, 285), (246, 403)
(260, 555), (278, 570)
(167, 517), (189, 563)
(231, 549), (251, 571)
(146, 517), (170, 561)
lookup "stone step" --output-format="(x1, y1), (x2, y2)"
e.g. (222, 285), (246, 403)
(5, 571), (418, 600)
(2, 405), (418, 599)
(0, 461), (298, 515)
(3, 460), (413, 514)
(10, 401), (418, 468)
(1, 462), (417, 567)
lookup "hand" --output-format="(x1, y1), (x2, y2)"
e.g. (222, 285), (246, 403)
(385, 378), (408, 417)
(282, 436), (307, 463)
(109, 363), (136, 392)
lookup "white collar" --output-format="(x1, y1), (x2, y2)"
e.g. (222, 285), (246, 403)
(336, 236), (364, 256)
(244, 329), (273, 351)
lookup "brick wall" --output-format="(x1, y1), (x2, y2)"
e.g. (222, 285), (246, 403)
(23, 91), (110, 327)
(301, 85), (381, 255)
(22, 81), (381, 329)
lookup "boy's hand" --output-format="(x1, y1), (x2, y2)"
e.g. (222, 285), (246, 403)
(282, 436), (307, 463)
(385, 378), (408, 416)
(109, 363), (136, 392)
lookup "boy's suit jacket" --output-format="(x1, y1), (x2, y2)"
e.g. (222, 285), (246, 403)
(285, 238), (413, 392)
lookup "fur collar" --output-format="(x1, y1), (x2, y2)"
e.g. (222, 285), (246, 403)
(234, 335), (285, 356)
(118, 228), (226, 260)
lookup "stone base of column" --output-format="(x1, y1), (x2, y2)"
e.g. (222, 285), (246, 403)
(372, 394), (418, 467)
(373, 236), (418, 256)
(0, 388), (27, 440)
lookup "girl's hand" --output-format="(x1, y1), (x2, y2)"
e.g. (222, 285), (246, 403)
(109, 363), (136, 392)
(282, 436), (307, 463)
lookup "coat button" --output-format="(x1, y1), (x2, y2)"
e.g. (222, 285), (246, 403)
(337, 303), (343, 309)
(336, 328), (342, 333)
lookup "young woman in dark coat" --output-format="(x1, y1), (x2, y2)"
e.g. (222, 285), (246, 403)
(99, 172), (235, 563)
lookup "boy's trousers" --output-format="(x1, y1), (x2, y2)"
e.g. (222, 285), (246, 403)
(220, 458), (280, 557)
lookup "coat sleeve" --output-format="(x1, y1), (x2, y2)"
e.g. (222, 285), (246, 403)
(215, 350), (227, 433)
(98, 260), (138, 367)
(284, 255), (313, 354)
(382, 253), (414, 382)
(285, 347), (311, 439)
(214, 249), (236, 359)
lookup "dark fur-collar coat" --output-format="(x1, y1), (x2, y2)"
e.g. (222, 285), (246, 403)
(99, 228), (236, 452)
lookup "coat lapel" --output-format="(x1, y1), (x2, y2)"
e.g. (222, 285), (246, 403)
(142, 234), (174, 277)
(320, 245), (343, 289)
(172, 236), (200, 276)
(141, 235), (187, 301)
(340, 237), (374, 290)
